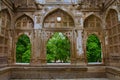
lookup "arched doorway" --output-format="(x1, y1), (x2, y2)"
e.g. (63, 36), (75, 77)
(42, 9), (75, 64)
(106, 9), (120, 66)
(46, 32), (71, 63)
(86, 34), (102, 63)
(15, 14), (33, 64)
(84, 14), (104, 64)
(16, 34), (31, 63)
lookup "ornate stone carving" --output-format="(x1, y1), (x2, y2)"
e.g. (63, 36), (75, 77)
(14, 0), (36, 8)
(15, 15), (33, 29)
(44, 9), (74, 28)
(1, 0), (120, 67)
(106, 9), (120, 66)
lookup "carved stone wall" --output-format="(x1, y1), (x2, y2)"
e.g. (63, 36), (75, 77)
(13, 15), (34, 64)
(0, 0), (120, 67)
(44, 9), (74, 28)
(106, 9), (120, 67)
(83, 14), (105, 64)
(0, 9), (11, 66)
(15, 15), (34, 29)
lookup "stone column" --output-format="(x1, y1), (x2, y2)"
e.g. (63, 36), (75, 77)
(71, 30), (77, 64)
(31, 30), (46, 65)
(75, 30), (86, 65)
(40, 30), (47, 64)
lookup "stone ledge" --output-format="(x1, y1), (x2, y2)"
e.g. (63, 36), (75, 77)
(106, 66), (120, 80)
(10, 78), (109, 80)
(106, 67), (120, 76)
(11, 67), (87, 71)
(0, 67), (11, 74)
(0, 66), (107, 79)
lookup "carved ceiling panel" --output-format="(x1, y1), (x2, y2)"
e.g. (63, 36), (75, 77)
(44, 9), (74, 28)
(14, 0), (36, 9)
(84, 15), (102, 31)
(15, 15), (33, 29)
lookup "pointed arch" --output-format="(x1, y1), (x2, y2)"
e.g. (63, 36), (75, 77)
(84, 14), (102, 30)
(16, 34), (31, 63)
(105, 8), (119, 23)
(43, 8), (75, 23)
(15, 14), (34, 29)
(86, 34), (102, 63)
(43, 8), (75, 28)
(46, 32), (71, 63)
(16, 32), (32, 43)
(105, 9), (120, 65)
(15, 13), (34, 22)
(84, 13), (102, 22)
(106, 9), (118, 29)
(1, 8), (12, 21)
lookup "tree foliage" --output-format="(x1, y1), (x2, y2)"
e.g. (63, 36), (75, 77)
(47, 32), (70, 63)
(86, 34), (102, 62)
(16, 34), (31, 63)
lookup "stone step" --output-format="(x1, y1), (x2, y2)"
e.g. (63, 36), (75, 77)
(11, 78), (109, 80)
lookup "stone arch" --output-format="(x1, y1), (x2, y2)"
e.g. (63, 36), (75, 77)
(105, 9), (118, 26)
(105, 8), (119, 23)
(42, 8), (75, 24)
(16, 34), (32, 63)
(42, 8), (75, 28)
(86, 34), (102, 63)
(16, 32), (32, 43)
(45, 31), (71, 42)
(84, 14), (102, 30)
(46, 32), (71, 63)
(83, 32), (103, 59)
(15, 14), (34, 29)
(105, 8), (120, 64)
(84, 13), (102, 23)
(15, 13), (34, 22)
(83, 14), (104, 64)
(84, 32), (102, 45)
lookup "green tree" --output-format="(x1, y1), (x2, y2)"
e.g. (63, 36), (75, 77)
(16, 34), (31, 63)
(86, 34), (102, 62)
(47, 32), (70, 63)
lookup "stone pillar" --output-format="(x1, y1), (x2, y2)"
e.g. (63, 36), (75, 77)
(71, 30), (77, 64)
(75, 30), (86, 65)
(40, 30), (47, 64)
(31, 30), (46, 65)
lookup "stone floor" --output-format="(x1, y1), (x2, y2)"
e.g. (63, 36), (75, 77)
(11, 78), (109, 80)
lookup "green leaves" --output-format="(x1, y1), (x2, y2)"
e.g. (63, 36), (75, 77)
(47, 32), (70, 63)
(16, 34), (31, 63)
(86, 34), (102, 62)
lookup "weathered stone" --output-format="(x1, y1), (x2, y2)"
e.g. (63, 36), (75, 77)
(0, 0), (120, 80)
